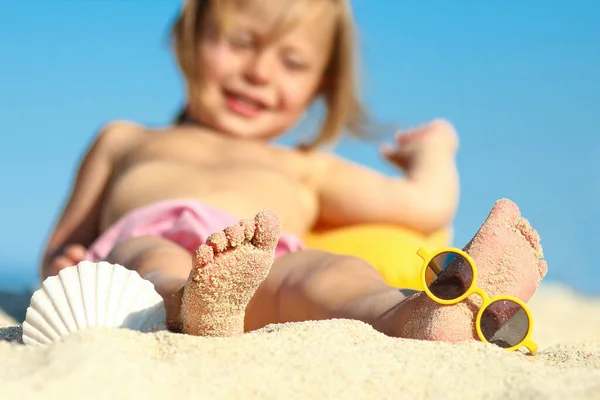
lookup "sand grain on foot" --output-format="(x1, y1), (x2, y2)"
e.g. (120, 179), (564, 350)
(180, 211), (280, 336)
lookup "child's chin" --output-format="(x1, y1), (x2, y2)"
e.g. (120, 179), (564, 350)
(216, 118), (274, 139)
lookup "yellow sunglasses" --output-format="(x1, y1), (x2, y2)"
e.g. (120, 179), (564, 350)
(417, 247), (538, 355)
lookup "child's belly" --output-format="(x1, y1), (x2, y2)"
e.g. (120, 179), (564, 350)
(101, 160), (319, 237)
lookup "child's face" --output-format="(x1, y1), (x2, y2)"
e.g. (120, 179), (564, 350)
(190, 1), (335, 140)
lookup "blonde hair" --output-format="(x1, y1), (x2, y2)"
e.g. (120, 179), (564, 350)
(171, 0), (370, 150)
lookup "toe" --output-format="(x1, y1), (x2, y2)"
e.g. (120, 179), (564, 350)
(491, 198), (521, 221)
(225, 224), (245, 247)
(252, 210), (282, 250)
(537, 260), (548, 279)
(239, 218), (255, 241)
(207, 231), (228, 252)
(514, 218), (543, 259)
(193, 244), (214, 268)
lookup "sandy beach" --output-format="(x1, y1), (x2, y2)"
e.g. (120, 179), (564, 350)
(0, 284), (599, 400)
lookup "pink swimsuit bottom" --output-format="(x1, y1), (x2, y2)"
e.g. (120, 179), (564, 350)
(84, 199), (305, 262)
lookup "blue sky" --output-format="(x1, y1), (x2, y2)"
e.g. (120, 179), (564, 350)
(1, 1), (599, 294)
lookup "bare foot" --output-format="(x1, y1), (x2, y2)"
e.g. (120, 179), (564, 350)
(179, 210), (281, 336)
(382, 119), (459, 171)
(397, 198), (547, 343)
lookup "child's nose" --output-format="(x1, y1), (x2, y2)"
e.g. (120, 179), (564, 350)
(244, 52), (274, 85)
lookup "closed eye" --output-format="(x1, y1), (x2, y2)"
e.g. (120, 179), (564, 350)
(283, 55), (308, 71)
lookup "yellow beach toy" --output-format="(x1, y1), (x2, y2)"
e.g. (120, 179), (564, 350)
(304, 225), (451, 290)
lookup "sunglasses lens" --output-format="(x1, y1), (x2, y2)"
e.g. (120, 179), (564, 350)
(480, 299), (530, 349)
(427, 252), (473, 301)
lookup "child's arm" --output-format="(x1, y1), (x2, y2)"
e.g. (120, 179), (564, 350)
(312, 122), (459, 235)
(40, 122), (144, 278)
(314, 153), (458, 235)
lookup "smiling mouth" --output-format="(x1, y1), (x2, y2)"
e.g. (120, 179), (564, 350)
(223, 90), (269, 117)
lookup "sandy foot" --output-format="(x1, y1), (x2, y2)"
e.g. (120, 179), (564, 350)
(399, 198), (548, 342)
(180, 210), (281, 336)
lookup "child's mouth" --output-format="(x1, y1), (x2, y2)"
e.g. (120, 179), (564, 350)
(224, 90), (267, 118)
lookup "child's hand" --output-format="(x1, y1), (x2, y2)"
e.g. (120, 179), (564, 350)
(380, 120), (459, 171)
(380, 132), (414, 171)
(46, 244), (87, 276)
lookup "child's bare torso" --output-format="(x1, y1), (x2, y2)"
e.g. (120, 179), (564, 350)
(42, 119), (459, 279)
(101, 124), (320, 236)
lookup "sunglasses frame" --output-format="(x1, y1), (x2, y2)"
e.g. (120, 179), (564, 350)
(417, 247), (538, 355)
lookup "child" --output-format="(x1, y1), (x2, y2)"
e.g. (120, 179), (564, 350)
(41, 0), (546, 342)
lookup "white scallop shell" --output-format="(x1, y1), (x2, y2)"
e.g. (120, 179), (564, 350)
(22, 261), (167, 345)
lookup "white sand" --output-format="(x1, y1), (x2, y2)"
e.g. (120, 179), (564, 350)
(1, 284), (600, 400)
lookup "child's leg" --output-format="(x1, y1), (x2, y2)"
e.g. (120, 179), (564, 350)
(104, 214), (406, 335)
(107, 199), (546, 342)
(104, 236), (192, 329)
(247, 199), (546, 341)
(246, 249), (412, 335)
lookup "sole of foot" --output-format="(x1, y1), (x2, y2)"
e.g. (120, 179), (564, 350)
(179, 210), (281, 336)
(398, 198), (547, 343)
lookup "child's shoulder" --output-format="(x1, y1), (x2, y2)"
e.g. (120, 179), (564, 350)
(90, 119), (151, 158)
(97, 119), (148, 139)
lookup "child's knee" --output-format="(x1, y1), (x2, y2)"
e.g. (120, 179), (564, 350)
(301, 253), (383, 294)
(322, 253), (381, 276)
(106, 236), (187, 266)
